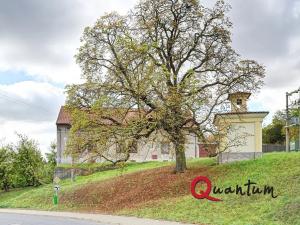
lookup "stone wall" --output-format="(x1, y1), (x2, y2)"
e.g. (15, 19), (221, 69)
(54, 164), (119, 180)
(218, 152), (263, 164)
(56, 124), (72, 164)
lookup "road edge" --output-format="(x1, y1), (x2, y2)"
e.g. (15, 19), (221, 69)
(0, 209), (194, 225)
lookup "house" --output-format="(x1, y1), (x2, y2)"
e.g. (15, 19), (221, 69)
(213, 92), (269, 163)
(56, 107), (201, 164)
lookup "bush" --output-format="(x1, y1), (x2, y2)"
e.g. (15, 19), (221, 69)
(12, 135), (45, 187)
(0, 135), (57, 191)
(0, 146), (15, 191)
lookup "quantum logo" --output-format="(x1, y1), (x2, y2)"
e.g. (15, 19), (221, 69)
(191, 176), (278, 202)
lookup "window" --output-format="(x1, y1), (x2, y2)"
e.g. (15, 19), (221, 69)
(116, 140), (138, 153)
(152, 154), (158, 159)
(129, 140), (138, 153)
(115, 143), (122, 153)
(161, 142), (170, 154)
(236, 99), (242, 105)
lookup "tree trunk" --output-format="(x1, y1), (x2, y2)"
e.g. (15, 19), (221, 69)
(175, 146), (187, 172)
(173, 133), (187, 173)
(3, 182), (9, 192)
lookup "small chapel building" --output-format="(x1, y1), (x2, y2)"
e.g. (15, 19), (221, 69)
(213, 92), (268, 163)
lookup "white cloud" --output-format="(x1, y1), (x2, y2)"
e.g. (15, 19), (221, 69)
(0, 81), (65, 122)
(0, 0), (138, 84)
(249, 87), (287, 125)
(0, 81), (64, 154)
(0, 121), (55, 155)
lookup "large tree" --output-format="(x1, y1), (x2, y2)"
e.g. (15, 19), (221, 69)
(66, 0), (264, 172)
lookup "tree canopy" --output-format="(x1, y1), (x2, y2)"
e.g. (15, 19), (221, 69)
(66, 0), (264, 172)
(0, 146), (14, 191)
(263, 111), (285, 144)
(0, 135), (57, 191)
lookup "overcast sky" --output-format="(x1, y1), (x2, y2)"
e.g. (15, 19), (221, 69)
(0, 0), (300, 154)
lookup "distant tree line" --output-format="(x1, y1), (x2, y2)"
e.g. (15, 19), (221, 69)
(263, 109), (300, 145)
(0, 134), (56, 192)
(263, 111), (285, 144)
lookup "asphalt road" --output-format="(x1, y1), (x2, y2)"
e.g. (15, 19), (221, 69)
(0, 213), (110, 225)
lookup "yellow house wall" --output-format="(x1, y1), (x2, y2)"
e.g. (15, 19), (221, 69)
(216, 116), (264, 153)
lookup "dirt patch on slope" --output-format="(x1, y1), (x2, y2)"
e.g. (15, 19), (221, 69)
(61, 165), (215, 213)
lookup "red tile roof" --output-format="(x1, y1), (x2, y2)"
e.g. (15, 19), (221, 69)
(56, 106), (195, 127)
(56, 106), (71, 125)
(56, 106), (145, 126)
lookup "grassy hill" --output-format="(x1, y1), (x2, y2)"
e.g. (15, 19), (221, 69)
(0, 152), (299, 225)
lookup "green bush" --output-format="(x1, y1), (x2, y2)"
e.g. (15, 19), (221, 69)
(0, 146), (15, 191)
(0, 135), (57, 191)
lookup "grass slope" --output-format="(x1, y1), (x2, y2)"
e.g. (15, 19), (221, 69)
(122, 153), (300, 225)
(0, 153), (299, 225)
(0, 161), (171, 210)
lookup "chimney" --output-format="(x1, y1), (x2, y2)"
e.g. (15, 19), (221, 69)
(228, 92), (251, 113)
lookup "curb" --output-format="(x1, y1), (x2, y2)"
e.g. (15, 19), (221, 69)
(0, 209), (194, 225)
